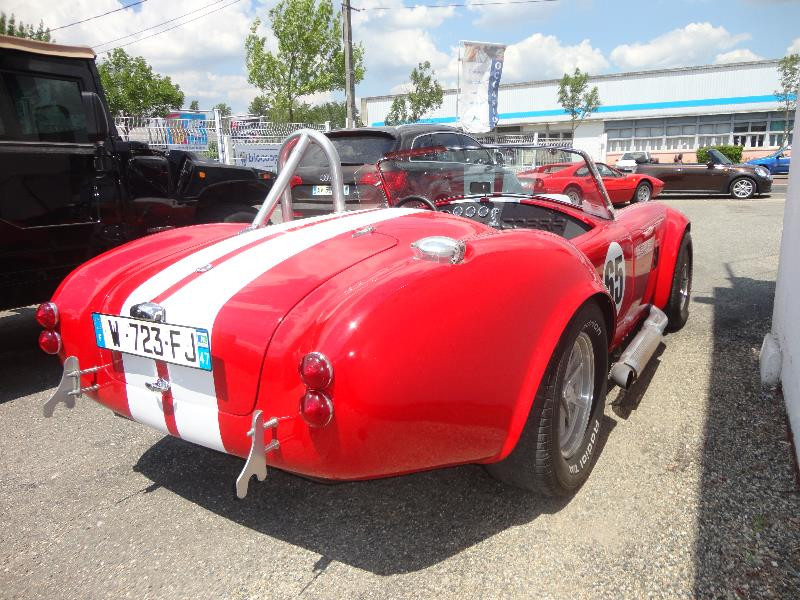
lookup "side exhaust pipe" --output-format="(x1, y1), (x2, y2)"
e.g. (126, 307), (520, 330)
(610, 306), (668, 389)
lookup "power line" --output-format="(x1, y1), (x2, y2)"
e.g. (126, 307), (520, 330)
(94, 0), (229, 49)
(367, 0), (557, 9)
(51, 0), (150, 32)
(102, 0), (243, 53)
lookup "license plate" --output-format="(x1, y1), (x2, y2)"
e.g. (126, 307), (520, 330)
(312, 185), (350, 195)
(92, 313), (212, 371)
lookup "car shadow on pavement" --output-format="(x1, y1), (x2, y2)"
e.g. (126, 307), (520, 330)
(693, 269), (800, 597)
(0, 307), (61, 403)
(133, 413), (617, 575)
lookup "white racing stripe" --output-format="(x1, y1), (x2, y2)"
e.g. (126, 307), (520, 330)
(119, 208), (418, 451)
(122, 211), (359, 311)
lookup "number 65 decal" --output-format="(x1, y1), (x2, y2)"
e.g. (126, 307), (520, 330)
(603, 242), (626, 312)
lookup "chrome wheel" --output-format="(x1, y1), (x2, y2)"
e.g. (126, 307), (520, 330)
(559, 332), (595, 459)
(731, 178), (754, 199)
(636, 183), (651, 202)
(679, 261), (691, 312)
(565, 188), (582, 205)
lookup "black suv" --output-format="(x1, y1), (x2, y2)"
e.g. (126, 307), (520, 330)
(290, 124), (521, 217)
(0, 35), (274, 310)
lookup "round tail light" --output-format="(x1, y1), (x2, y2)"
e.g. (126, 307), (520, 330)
(35, 302), (59, 329)
(38, 330), (62, 355)
(299, 352), (333, 389)
(300, 390), (334, 428)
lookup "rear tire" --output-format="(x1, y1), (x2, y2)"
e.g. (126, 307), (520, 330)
(486, 302), (608, 496)
(564, 186), (582, 205)
(664, 231), (692, 331)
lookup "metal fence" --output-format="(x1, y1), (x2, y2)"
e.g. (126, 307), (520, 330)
(113, 113), (329, 168)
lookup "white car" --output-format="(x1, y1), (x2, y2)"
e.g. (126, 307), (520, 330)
(615, 151), (653, 172)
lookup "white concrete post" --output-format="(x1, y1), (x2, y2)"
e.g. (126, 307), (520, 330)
(760, 105), (800, 465)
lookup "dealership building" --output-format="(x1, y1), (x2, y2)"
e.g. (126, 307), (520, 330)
(361, 59), (793, 164)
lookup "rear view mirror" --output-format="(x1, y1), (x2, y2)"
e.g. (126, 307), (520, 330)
(493, 151), (505, 166)
(81, 91), (110, 143)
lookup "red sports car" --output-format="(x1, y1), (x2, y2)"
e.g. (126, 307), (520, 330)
(517, 161), (665, 206)
(40, 133), (691, 500)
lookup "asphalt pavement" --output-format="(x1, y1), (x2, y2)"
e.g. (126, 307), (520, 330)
(1, 196), (798, 599)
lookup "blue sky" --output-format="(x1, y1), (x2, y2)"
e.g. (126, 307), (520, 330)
(6, 0), (800, 112)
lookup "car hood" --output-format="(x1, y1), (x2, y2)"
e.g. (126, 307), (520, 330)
(93, 209), (432, 416)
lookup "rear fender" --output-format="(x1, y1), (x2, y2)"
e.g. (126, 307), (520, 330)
(652, 208), (691, 309)
(250, 228), (614, 479)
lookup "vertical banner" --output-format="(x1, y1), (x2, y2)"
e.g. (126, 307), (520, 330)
(458, 41), (506, 133)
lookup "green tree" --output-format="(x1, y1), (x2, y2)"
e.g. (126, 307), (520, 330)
(245, 0), (364, 122)
(247, 96), (353, 127)
(214, 102), (232, 117)
(98, 49), (184, 117)
(775, 54), (800, 146)
(557, 67), (601, 135)
(189, 100), (200, 111)
(0, 12), (53, 42)
(384, 61), (443, 125)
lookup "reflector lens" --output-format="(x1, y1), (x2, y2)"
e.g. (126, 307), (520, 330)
(290, 175), (303, 188)
(35, 302), (59, 329)
(38, 330), (62, 355)
(300, 390), (334, 428)
(299, 352), (333, 389)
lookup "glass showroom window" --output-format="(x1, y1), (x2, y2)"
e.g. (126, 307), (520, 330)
(769, 119), (794, 146)
(733, 121), (767, 147)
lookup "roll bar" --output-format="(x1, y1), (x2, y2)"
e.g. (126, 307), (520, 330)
(251, 128), (346, 228)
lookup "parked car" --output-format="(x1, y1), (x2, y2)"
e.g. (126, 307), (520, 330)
(289, 125), (521, 217)
(635, 148), (772, 199)
(615, 151), (658, 172)
(516, 161), (665, 205)
(0, 35), (274, 310)
(747, 146), (791, 174)
(41, 138), (692, 501)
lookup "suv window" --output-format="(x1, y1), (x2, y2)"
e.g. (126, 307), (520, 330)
(430, 132), (463, 162)
(0, 73), (88, 143)
(300, 134), (396, 166)
(460, 134), (491, 164)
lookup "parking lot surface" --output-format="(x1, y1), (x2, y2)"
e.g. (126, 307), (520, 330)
(1, 196), (798, 599)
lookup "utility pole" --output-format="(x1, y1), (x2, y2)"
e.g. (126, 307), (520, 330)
(342, 0), (357, 128)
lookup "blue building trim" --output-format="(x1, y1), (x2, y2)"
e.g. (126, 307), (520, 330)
(371, 93), (788, 127)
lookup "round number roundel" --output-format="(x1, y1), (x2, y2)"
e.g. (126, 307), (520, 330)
(603, 242), (626, 313)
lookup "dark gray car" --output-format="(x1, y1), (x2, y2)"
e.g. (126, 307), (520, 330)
(635, 149), (772, 199)
(290, 125), (521, 217)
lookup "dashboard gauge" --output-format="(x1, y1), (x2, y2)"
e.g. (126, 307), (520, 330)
(452, 205), (464, 216)
(465, 205), (477, 217)
(477, 205), (490, 217)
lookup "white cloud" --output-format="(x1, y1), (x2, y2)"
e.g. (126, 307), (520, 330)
(466, 0), (559, 28)
(788, 38), (800, 54)
(610, 22), (750, 70)
(4, 0), (274, 112)
(503, 34), (609, 82)
(714, 49), (763, 64)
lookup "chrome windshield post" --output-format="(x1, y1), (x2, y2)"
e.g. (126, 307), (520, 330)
(251, 128), (345, 228)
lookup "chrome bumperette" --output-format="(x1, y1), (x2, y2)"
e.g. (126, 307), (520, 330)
(251, 129), (346, 229)
(235, 410), (281, 499)
(43, 356), (104, 417)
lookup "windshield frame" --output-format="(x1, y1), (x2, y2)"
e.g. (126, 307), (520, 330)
(468, 143), (616, 220)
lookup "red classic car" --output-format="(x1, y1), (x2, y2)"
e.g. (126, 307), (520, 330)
(40, 132), (691, 500)
(517, 161), (665, 206)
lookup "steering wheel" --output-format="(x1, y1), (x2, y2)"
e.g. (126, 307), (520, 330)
(394, 195), (438, 211)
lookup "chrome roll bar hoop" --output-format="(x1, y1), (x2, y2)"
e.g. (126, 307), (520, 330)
(251, 128), (346, 228)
